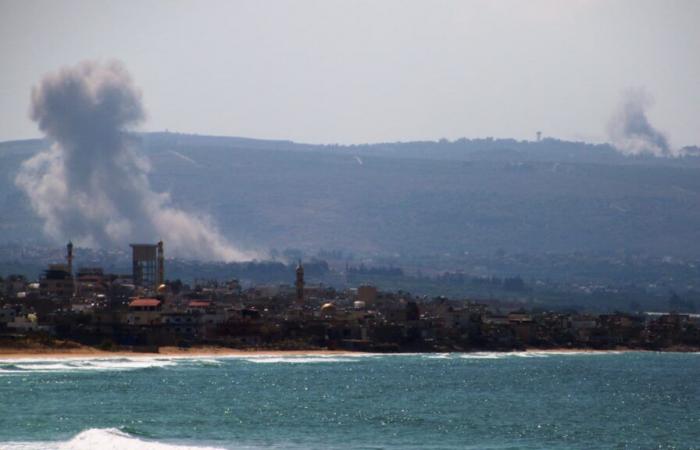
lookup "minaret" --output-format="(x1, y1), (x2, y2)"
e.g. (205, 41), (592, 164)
(295, 260), (305, 305)
(66, 241), (73, 275)
(157, 241), (165, 287)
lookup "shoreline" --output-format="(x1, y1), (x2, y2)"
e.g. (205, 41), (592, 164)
(0, 346), (357, 360)
(0, 345), (695, 360)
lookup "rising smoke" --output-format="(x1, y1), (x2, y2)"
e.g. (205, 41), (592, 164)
(15, 61), (255, 261)
(607, 88), (678, 157)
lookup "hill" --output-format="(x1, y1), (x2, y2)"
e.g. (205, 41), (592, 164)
(2, 133), (700, 259)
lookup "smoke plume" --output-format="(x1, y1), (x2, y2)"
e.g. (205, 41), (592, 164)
(16, 61), (255, 261)
(607, 88), (677, 157)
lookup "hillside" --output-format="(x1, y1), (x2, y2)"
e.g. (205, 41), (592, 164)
(2, 133), (700, 259)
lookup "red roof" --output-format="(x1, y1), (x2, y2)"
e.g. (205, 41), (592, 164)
(129, 298), (162, 308)
(188, 301), (211, 308)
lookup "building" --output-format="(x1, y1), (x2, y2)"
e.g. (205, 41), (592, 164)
(130, 241), (164, 290)
(357, 285), (378, 305)
(39, 264), (74, 300)
(35, 242), (77, 300)
(295, 260), (304, 305)
(66, 241), (73, 275)
(126, 297), (162, 325)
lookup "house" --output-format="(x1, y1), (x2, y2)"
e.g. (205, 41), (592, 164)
(39, 264), (74, 300)
(126, 298), (162, 325)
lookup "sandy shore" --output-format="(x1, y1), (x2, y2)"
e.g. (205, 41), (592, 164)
(0, 345), (662, 360)
(0, 346), (359, 360)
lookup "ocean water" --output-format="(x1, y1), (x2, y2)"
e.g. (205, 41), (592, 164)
(1, 352), (699, 449)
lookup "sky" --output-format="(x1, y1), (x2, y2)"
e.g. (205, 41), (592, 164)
(1, 0), (698, 146)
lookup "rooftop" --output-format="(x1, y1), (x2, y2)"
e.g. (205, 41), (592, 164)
(129, 298), (162, 308)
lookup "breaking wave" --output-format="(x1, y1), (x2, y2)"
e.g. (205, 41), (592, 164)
(0, 357), (179, 374)
(426, 351), (624, 360)
(0, 351), (631, 374)
(1, 428), (226, 450)
(241, 355), (362, 364)
(0, 354), (371, 373)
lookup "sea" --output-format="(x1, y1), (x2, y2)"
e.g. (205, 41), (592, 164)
(0, 351), (698, 449)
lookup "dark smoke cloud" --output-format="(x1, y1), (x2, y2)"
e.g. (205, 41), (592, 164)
(16, 61), (256, 261)
(608, 88), (678, 157)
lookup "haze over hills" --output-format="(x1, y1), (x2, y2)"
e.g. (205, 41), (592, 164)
(2, 132), (700, 260)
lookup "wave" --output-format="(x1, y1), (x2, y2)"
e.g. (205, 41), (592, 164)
(196, 358), (224, 366)
(241, 355), (360, 364)
(433, 350), (625, 360)
(0, 358), (177, 374)
(0, 351), (630, 374)
(1, 428), (227, 450)
(456, 352), (507, 360)
(424, 353), (451, 359)
(0, 353), (367, 372)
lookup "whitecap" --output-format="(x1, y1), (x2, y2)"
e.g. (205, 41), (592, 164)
(452, 350), (625, 360)
(14, 363), (79, 371)
(513, 352), (549, 358)
(1, 428), (226, 450)
(424, 353), (451, 359)
(0, 358), (177, 374)
(194, 359), (223, 365)
(457, 352), (507, 359)
(241, 356), (359, 364)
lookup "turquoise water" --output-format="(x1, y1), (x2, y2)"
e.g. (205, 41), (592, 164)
(1, 352), (699, 449)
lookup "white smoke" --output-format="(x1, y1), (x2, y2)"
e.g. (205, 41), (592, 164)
(607, 88), (680, 157)
(15, 60), (256, 261)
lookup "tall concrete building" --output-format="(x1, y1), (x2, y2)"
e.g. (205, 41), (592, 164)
(130, 241), (164, 290)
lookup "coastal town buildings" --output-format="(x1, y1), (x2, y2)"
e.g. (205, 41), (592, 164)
(1, 242), (700, 352)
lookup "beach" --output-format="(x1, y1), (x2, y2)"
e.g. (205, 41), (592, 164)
(0, 342), (662, 360)
(0, 345), (358, 360)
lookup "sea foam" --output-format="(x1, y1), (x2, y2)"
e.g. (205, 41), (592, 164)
(1, 428), (226, 450)
(241, 355), (360, 364)
(0, 358), (177, 374)
(452, 350), (623, 360)
(0, 351), (629, 374)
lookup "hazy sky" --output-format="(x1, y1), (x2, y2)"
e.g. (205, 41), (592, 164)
(1, 0), (698, 146)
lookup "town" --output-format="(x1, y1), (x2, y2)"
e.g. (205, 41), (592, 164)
(1, 241), (699, 353)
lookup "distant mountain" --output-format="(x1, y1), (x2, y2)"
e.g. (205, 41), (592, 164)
(2, 132), (700, 258)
